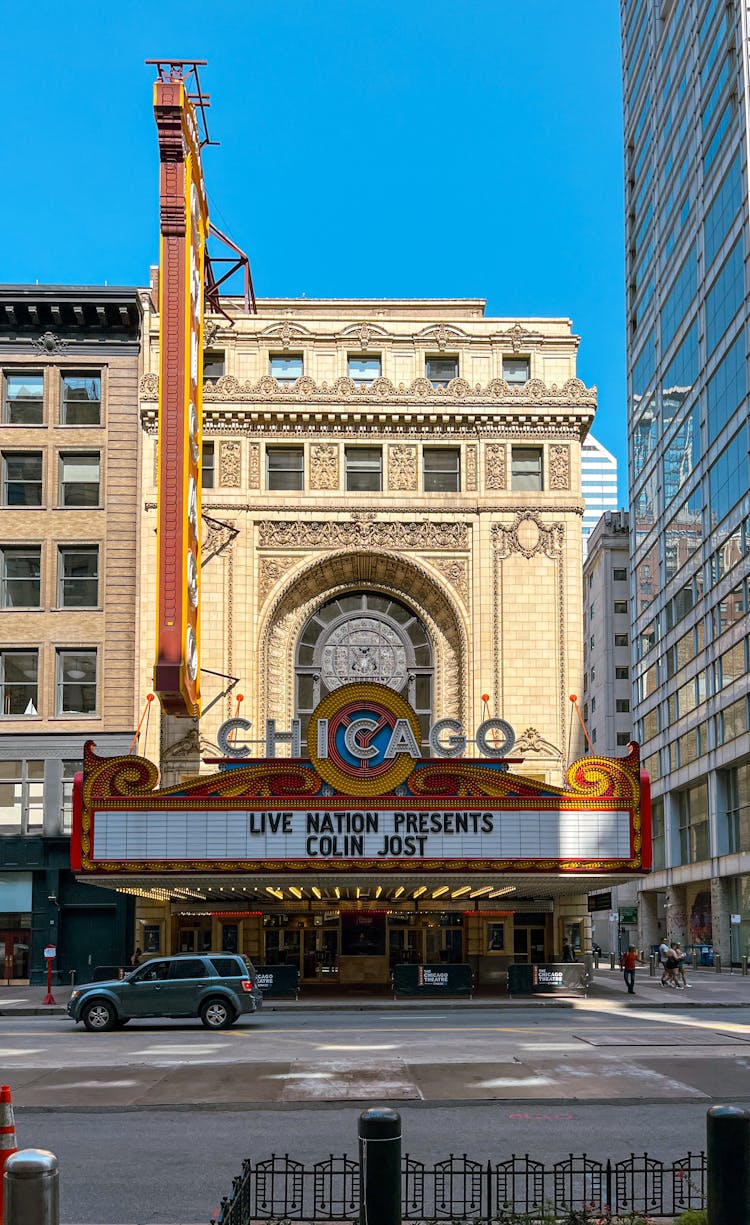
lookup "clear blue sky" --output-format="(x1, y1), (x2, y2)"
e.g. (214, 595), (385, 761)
(4, 1), (627, 499)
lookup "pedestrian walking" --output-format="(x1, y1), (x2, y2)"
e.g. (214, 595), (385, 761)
(562, 941), (576, 962)
(130, 947), (142, 967)
(659, 939), (679, 988)
(673, 941), (689, 988)
(622, 944), (638, 994)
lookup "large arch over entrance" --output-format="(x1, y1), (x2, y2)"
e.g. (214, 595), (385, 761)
(257, 550), (469, 730)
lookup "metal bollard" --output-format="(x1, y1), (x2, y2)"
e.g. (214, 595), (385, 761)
(4, 1149), (59, 1225)
(692, 950), (699, 969)
(609, 952), (615, 971)
(648, 954), (655, 977)
(715, 954), (722, 973)
(359, 1107), (401, 1225)
(593, 953), (599, 969)
(742, 956), (748, 977)
(707, 1105), (750, 1225)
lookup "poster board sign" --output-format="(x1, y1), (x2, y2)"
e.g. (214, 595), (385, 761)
(507, 962), (589, 995)
(392, 963), (474, 997)
(254, 965), (300, 998)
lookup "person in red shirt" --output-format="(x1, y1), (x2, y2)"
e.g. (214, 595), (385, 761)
(622, 945), (638, 994)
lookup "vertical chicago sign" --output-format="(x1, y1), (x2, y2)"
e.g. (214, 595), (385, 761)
(152, 73), (208, 717)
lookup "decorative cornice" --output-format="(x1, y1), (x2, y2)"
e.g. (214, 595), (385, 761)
(257, 519), (469, 550)
(139, 372), (596, 409)
(144, 501), (586, 518)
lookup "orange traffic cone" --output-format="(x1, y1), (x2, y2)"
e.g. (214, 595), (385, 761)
(0, 1084), (19, 1220)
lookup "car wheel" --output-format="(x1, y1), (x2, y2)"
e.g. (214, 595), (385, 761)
(81, 999), (117, 1032)
(200, 998), (234, 1029)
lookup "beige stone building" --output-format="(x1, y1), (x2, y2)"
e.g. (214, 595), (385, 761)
(126, 291), (620, 979)
(0, 285), (142, 983)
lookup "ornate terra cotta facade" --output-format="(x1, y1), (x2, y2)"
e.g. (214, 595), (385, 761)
(137, 293), (596, 783)
(127, 292), (617, 976)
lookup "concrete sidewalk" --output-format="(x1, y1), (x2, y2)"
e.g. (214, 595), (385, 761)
(2, 963), (750, 1014)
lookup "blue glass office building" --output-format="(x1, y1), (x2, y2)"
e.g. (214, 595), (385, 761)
(623, 0), (750, 962)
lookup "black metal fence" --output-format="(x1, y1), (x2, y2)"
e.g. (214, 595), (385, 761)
(215, 1149), (706, 1221)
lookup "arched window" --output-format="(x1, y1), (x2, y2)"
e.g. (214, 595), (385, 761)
(295, 592), (433, 743)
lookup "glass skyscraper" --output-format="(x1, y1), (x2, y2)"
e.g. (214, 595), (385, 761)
(622, 0), (750, 963)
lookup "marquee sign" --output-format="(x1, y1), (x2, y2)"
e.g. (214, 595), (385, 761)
(71, 684), (651, 877)
(152, 75), (208, 717)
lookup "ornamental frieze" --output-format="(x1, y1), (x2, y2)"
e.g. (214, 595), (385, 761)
(465, 446), (477, 492)
(492, 512), (564, 560)
(138, 372), (596, 407)
(258, 519), (469, 550)
(388, 444), (417, 491)
(310, 443), (339, 490)
(431, 557), (470, 605)
(258, 556), (298, 605)
(549, 444), (571, 490)
(248, 443), (260, 489)
(485, 443), (506, 490)
(219, 441), (242, 488)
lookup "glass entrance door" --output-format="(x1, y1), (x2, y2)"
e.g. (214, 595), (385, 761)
(0, 929), (31, 981)
(513, 927), (547, 964)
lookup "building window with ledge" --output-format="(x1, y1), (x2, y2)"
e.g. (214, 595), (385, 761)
(503, 357), (530, 385)
(267, 446), (304, 492)
(615, 666), (630, 680)
(0, 650), (38, 716)
(1, 546), (41, 608)
(615, 633), (629, 646)
(59, 454), (100, 507)
(0, 760), (44, 831)
(348, 355), (381, 386)
(270, 354), (303, 384)
(613, 567), (627, 581)
(425, 355), (458, 388)
(61, 759), (82, 834)
(345, 447), (382, 492)
(3, 373), (44, 424)
(616, 698), (631, 713)
(203, 351), (225, 380)
(202, 441), (215, 490)
(61, 373), (101, 425)
(58, 546), (98, 608)
(511, 447), (543, 491)
(56, 649), (97, 716)
(423, 447), (460, 493)
(614, 600), (628, 614)
(616, 732), (631, 747)
(2, 452), (43, 506)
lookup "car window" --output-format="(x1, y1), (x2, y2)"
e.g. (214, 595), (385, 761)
(168, 958), (206, 980)
(209, 956), (243, 977)
(136, 960), (171, 982)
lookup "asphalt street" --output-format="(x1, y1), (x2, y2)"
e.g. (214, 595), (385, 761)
(2, 1004), (749, 1221)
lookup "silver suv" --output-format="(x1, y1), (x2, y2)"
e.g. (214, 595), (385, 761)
(67, 953), (263, 1031)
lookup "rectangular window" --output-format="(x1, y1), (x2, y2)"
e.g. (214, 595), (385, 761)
(267, 447), (304, 492)
(720, 695), (748, 743)
(423, 447), (460, 493)
(270, 354), (303, 384)
(708, 427), (747, 527)
(615, 698), (631, 713)
(615, 633), (629, 647)
(502, 358), (530, 385)
(511, 447), (542, 491)
(615, 666), (630, 680)
(660, 247), (697, 352)
(706, 239), (744, 354)
(425, 356), (458, 388)
(613, 568), (627, 581)
(61, 373), (101, 425)
(203, 351), (225, 380)
(652, 797), (665, 870)
(345, 447), (382, 492)
(3, 373), (44, 424)
(1, 546), (41, 608)
(2, 452), (43, 507)
(56, 649), (97, 716)
(348, 355), (381, 386)
(59, 453), (100, 507)
(616, 732), (631, 747)
(614, 601), (628, 614)
(202, 441), (215, 490)
(61, 759), (82, 835)
(707, 331), (746, 444)
(58, 546), (98, 608)
(0, 650), (38, 716)
(704, 153), (742, 268)
(0, 759), (43, 830)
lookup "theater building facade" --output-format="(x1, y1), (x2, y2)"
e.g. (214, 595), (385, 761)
(72, 295), (650, 988)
